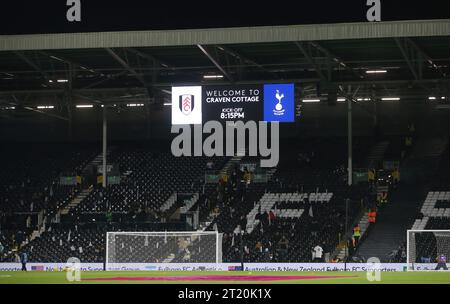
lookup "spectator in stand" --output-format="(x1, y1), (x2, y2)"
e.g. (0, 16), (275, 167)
(213, 206), (220, 218)
(312, 244), (323, 262)
(255, 212), (265, 228)
(369, 206), (377, 220)
(388, 249), (398, 262)
(392, 168), (400, 187)
(310, 218), (319, 238)
(351, 255), (365, 263)
(331, 256), (340, 263)
(263, 249), (273, 262)
(229, 206), (235, 218)
(15, 230), (25, 249)
(379, 191), (388, 206)
(417, 210), (424, 220)
(420, 255), (432, 263)
(239, 215), (247, 231)
(322, 242), (331, 262)
(353, 225), (361, 246)
(233, 225), (242, 236)
(401, 249), (407, 261)
(278, 235), (289, 260)
(268, 210), (276, 226)
(368, 169), (376, 184)
(206, 161), (214, 169)
(347, 237), (355, 258)
(366, 209), (377, 235)
(262, 211), (269, 228)
(255, 241), (263, 253)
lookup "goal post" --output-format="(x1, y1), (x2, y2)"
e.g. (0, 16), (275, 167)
(407, 230), (450, 271)
(106, 231), (222, 270)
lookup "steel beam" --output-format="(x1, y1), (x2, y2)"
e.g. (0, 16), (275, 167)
(309, 42), (365, 80)
(14, 51), (51, 82)
(397, 38), (446, 79)
(215, 45), (276, 77)
(295, 41), (328, 81)
(21, 106), (69, 121)
(39, 51), (105, 77)
(395, 38), (422, 80)
(126, 48), (172, 69)
(105, 48), (147, 86)
(197, 44), (234, 82)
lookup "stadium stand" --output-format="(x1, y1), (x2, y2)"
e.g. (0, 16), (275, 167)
(412, 141), (450, 230)
(0, 144), (230, 262)
(202, 138), (372, 263)
(0, 144), (99, 258)
(409, 144), (450, 263)
(3, 134), (446, 265)
(64, 146), (228, 220)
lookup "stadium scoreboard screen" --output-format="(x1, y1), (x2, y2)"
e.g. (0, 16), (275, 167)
(203, 85), (262, 122)
(171, 84), (295, 125)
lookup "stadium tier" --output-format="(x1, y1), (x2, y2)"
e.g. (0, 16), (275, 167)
(4, 135), (446, 266)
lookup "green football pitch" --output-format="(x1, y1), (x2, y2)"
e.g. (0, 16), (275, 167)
(1, 271), (450, 284)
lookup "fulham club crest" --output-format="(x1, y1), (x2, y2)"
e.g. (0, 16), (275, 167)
(179, 94), (195, 115)
(171, 86), (202, 125)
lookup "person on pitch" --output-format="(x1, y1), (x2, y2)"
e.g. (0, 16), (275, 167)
(435, 254), (448, 270)
(19, 250), (28, 271)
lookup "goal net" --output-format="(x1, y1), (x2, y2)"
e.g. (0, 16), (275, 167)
(407, 230), (450, 271)
(106, 231), (222, 269)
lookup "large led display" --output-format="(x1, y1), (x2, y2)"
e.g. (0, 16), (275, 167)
(171, 84), (295, 125)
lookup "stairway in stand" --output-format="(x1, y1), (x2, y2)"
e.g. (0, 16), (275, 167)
(366, 141), (389, 169)
(355, 184), (426, 262)
(59, 188), (93, 216)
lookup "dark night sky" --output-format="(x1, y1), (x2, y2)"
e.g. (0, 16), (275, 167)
(0, 1), (449, 35)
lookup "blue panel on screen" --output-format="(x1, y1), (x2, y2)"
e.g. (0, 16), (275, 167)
(263, 84), (295, 122)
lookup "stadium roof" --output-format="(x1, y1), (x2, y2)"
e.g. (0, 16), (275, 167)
(1, 20), (450, 120)
(2, 19), (450, 51)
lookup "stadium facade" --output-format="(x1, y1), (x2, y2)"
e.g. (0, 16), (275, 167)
(1, 10), (450, 281)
